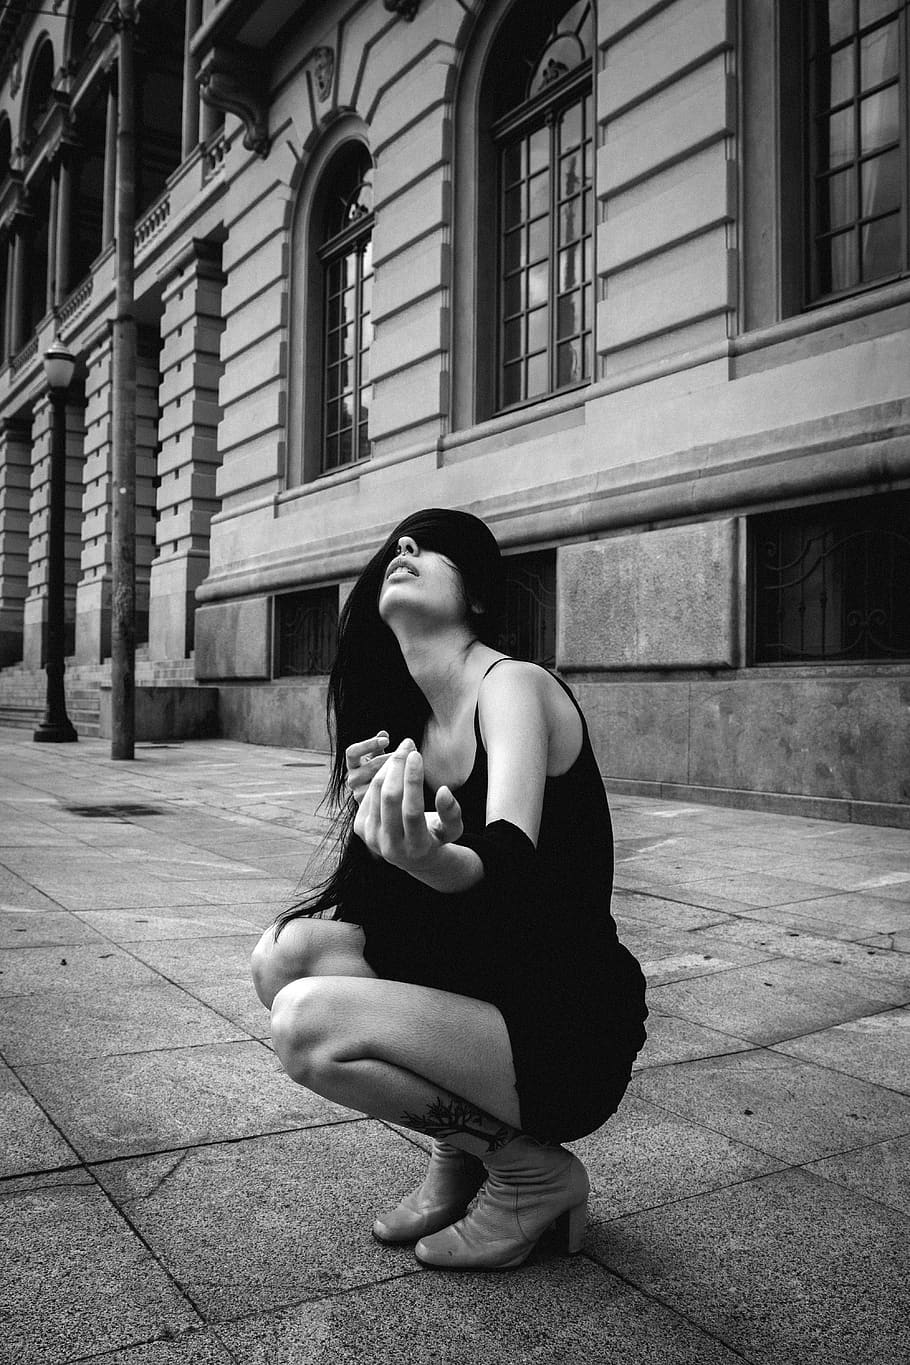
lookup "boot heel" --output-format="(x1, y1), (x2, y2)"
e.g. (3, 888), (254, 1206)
(556, 1198), (588, 1254)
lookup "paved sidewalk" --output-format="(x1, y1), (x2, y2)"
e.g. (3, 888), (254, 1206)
(1, 727), (908, 1365)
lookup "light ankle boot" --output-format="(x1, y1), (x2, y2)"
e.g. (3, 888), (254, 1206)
(372, 1141), (486, 1244)
(414, 1138), (589, 1270)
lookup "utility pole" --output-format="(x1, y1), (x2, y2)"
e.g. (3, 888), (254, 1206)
(111, 0), (136, 759)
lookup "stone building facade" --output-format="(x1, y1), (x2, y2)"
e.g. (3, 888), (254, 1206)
(1, 0), (908, 824)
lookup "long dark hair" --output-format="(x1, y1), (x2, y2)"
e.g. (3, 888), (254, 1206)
(273, 508), (505, 934)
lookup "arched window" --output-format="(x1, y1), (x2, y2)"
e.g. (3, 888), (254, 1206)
(317, 143), (374, 472)
(23, 38), (55, 146)
(489, 2), (594, 410)
(69, 0), (102, 65)
(0, 117), (11, 177)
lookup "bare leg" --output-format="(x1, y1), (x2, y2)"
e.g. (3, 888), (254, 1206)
(251, 915), (375, 1009)
(269, 975), (524, 1152)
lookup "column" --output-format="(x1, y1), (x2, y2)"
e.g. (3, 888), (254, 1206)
(3, 237), (13, 358)
(148, 240), (224, 660)
(181, 0), (202, 157)
(9, 227), (26, 354)
(75, 331), (113, 663)
(23, 391), (84, 669)
(0, 418), (32, 665)
(54, 154), (72, 306)
(45, 175), (58, 315)
(102, 79), (117, 245)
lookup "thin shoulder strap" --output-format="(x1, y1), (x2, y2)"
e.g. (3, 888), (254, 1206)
(473, 656), (589, 743)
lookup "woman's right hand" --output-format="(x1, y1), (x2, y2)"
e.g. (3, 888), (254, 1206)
(344, 731), (390, 806)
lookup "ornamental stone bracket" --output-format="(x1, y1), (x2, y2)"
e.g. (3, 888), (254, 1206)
(384, 0), (421, 19)
(198, 43), (270, 158)
(309, 46), (334, 103)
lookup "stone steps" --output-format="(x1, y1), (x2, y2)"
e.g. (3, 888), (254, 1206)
(0, 655), (199, 739)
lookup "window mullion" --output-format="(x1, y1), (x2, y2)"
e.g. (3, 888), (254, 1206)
(548, 108), (558, 394)
(353, 245), (363, 462)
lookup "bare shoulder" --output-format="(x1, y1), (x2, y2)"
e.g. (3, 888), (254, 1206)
(477, 660), (582, 773)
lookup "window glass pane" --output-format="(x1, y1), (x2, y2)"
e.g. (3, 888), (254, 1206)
(862, 212), (901, 278)
(359, 385), (372, 420)
(503, 316), (523, 361)
(529, 170), (550, 217)
(327, 293), (342, 331)
(559, 199), (582, 246)
(860, 0), (900, 27)
(861, 19), (900, 88)
(861, 147), (901, 215)
(339, 395), (354, 431)
(527, 216), (548, 263)
(359, 313), (373, 351)
(557, 290), (581, 339)
(814, 0), (854, 48)
(527, 260), (548, 306)
(559, 244), (580, 292)
(502, 362), (522, 406)
(584, 282), (593, 328)
(529, 126), (548, 174)
(557, 338), (583, 386)
(360, 272), (372, 315)
(526, 352), (548, 396)
(559, 102), (582, 152)
(359, 348), (370, 383)
(338, 427), (353, 465)
(362, 238), (373, 276)
(527, 305), (548, 352)
(825, 228), (859, 291)
(824, 107), (856, 166)
(503, 272), (523, 316)
(828, 43), (856, 105)
(504, 227), (524, 272)
(503, 141), (524, 186)
(818, 166), (857, 229)
(504, 183), (523, 229)
(860, 85), (900, 151)
(560, 148), (583, 198)
(324, 434), (339, 468)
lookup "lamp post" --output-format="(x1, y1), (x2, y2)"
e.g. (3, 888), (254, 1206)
(34, 339), (78, 744)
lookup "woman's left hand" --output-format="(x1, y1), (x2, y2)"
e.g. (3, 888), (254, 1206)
(353, 738), (463, 874)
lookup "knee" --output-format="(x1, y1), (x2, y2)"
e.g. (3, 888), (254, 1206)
(270, 978), (342, 1088)
(250, 926), (284, 1008)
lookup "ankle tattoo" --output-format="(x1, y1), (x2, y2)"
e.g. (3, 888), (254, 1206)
(400, 1095), (515, 1153)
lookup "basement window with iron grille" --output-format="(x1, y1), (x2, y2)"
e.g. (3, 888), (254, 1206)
(498, 549), (557, 667)
(275, 587), (339, 677)
(749, 493), (910, 663)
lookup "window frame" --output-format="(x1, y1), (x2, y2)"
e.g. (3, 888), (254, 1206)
(491, 63), (594, 413)
(802, 0), (910, 308)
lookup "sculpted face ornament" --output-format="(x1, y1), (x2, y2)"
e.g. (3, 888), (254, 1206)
(312, 47), (334, 103)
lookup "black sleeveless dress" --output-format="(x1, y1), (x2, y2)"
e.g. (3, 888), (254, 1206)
(341, 661), (648, 1142)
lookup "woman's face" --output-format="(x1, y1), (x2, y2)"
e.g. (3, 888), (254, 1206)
(377, 534), (472, 630)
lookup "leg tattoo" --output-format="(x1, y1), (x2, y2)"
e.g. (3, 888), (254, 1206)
(400, 1094), (519, 1154)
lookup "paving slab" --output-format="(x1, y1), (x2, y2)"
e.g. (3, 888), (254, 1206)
(0, 982), (247, 1064)
(648, 955), (900, 1044)
(771, 1006), (910, 1093)
(18, 1039), (353, 1162)
(0, 941), (163, 995)
(0, 905), (106, 948)
(742, 891), (910, 937)
(589, 1167), (910, 1365)
(627, 1048), (910, 1163)
(0, 1170), (202, 1365)
(216, 1256), (746, 1365)
(806, 1132), (910, 1216)
(90, 1122), (429, 1320)
(0, 1058), (79, 1177)
(571, 1095), (784, 1220)
(79, 1335), (234, 1365)
(630, 1009), (754, 1069)
(126, 934), (262, 984)
(72, 905), (268, 942)
(611, 888), (733, 931)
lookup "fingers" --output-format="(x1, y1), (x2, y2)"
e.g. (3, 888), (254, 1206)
(345, 731), (389, 804)
(401, 749), (426, 842)
(379, 738), (415, 843)
(434, 785), (464, 843)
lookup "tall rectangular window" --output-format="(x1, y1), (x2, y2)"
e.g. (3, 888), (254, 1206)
(806, 0), (908, 301)
(498, 549), (557, 666)
(491, 1), (594, 410)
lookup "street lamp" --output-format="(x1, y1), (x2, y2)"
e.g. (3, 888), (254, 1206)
(34, 339), (78, 744)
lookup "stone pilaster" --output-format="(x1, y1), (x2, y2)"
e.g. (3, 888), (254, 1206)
(148, 241), (224, 660)
(0, 418), (32, 665)
(135, 327), (163, 647)
(75, 332), (113, 663)
(22, 392), (85, 669)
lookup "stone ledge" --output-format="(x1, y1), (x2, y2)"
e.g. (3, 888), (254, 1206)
(603, 777), (910, 830)
(98, 686), (219, 742)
